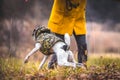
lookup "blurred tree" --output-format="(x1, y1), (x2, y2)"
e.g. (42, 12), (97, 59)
(0, 0), (120, 57)
(0, 0), (3, 20)
(87, 0), (120, 23)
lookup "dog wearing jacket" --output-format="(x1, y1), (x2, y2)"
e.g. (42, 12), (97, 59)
(24, 25), (83, 69)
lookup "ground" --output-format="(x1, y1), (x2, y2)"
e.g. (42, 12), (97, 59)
(0, 53), (120, 80)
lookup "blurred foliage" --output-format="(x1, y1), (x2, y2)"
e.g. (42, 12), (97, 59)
(0, 0), (120, 57)
(87, 0), (120, 23)
(0, 0), (53, 20)
(0, 0), (120, 22)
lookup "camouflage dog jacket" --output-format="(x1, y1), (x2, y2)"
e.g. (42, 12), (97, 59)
(36, 33), (63, 55)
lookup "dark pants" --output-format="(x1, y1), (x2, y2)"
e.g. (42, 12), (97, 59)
(48, 32), (88, 69)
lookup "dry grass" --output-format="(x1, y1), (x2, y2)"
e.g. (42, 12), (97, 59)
(0, 53), (120, 80)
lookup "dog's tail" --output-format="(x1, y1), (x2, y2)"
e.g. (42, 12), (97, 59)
(64, 33), (70, 47)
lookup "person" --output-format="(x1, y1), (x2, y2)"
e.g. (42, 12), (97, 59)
(48, 0), (88, 69)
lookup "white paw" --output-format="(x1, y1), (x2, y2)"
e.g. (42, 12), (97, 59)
(73, 63), (76, 68)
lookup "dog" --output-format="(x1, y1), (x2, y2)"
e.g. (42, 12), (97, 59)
(24, 25), (83, 69)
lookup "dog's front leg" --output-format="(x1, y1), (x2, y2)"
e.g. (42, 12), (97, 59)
(24, 43), (41, 63)
(38, 55), (48, 70)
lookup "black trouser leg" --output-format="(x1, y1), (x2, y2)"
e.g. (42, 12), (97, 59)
(74, 33), (88, 63)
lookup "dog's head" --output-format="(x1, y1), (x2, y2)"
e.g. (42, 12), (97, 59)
(32, 25), (51, 40)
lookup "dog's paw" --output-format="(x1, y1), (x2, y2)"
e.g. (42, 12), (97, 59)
(76, 63), (84, 67)
(24, 59), (28, 63)
(24, 56), (29, 63)
(73, 63), (77, 68)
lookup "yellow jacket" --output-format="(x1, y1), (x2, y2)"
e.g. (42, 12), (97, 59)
(48, 0), (87, 35)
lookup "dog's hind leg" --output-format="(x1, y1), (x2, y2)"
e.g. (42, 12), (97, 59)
(67, 50), (77, 63)
(67, 50), (84, 68)
(52, 42), (76, 68)
(55, 49), (76, 68)
(24, 43), (41, 63)
(38, 55), (49, 70)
